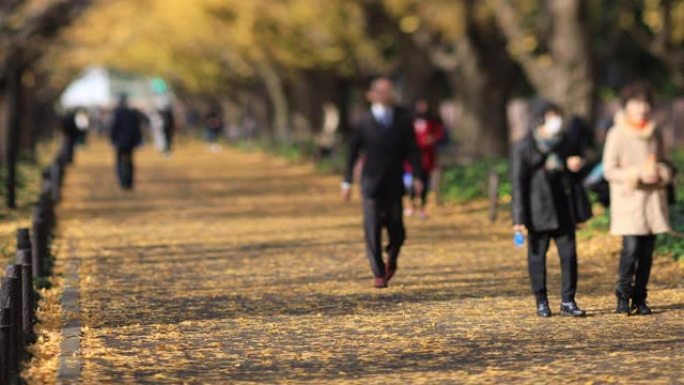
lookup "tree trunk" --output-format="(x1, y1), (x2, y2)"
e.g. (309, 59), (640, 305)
(0, 92), (7, 168)
(397, 33), (439, 105)
(493, 0), (595, 120)
(255, 60), (291, 143)
(406, 1), (517, 158)
(545, 0), (594, 119)
(447, 37), (511, 159)
(5, 50), (22, 209)
(335, 77), (352, 138)
(20, 81), (36, 163)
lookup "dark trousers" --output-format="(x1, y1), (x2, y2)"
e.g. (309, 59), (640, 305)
(62, 136), (77, 164)
(410, 173), (430, 207)
(528, 229), (578, 303)
(616, 235), (655, 303)
(363, 198), (406, 278)
(163, 127), (173, 152)
(116, 148), (135, 189)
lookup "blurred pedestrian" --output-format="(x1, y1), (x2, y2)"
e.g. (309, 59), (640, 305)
(205, 106), (224, 152)
(341, 77), (424, 288)
(149, 109), (166, 153)
(75, 108), (90, 145)
(512, 100), (592, 318)
(110, 94), (143, 190)
(603, 81), (672, 316)
(61, 109), (79, 164)
(161, 106), (175, 155)
(405, 98), (444, 219)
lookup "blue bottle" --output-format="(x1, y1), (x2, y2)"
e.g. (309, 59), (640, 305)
(403, 172), (413, 190)
(514, 231), (526, 248)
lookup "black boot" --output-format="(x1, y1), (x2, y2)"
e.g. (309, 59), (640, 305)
(632, 301), (652, 316)
(560, 301), (586, 317)
(616, 296), (630, 315)
(537, 300), (552, 318)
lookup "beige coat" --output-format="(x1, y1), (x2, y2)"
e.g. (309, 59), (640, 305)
(603, 111), (672, 235)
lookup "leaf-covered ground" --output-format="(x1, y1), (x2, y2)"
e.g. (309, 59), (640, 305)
(35, 139), (684, 384)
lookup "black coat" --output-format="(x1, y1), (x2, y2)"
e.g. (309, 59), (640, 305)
(512, 133), (592, 232)
(110, 106), (143, 150)
(345, 106), (423, 199)
(62, 113), (79, 139)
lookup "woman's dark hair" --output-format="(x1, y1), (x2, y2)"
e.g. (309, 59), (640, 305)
(530, 99), (562, 128)
(620, 81), (654, 107)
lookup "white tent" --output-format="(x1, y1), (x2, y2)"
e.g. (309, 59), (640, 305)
(60, 67), (112, 108)
(59, 67), (172, 110)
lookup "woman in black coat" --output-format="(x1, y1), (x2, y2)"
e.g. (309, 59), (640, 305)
(512, 101), (593, 318)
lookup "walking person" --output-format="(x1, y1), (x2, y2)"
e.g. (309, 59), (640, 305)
(512, 101), (593, 317)
(61, 109), (80, 164)
(205, 106), (224, 152)
(110, 94), (143, 190)
(160, 105), (175, 155)
(342, 77), (424, 288)
(149, 109), (166, 153)
(405, 98), (444, 219)
(603, 82), (672, 315)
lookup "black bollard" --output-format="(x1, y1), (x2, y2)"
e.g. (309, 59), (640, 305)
(488, 169), (499, 223)
(17, 228), (31, 253)
(4, 266), (24, 356)
(41, 169), (55, 227)
(0, 275), (20, 377)
(16, 250), (34, 338)
(39, 192), (55, 235)
(41, 167), (52, 191)
(31, 207), (47, 279)
(50, 162), (61, 203)
(0, 308), (10, 385)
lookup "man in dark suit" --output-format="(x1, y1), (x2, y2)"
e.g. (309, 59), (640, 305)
(342, 77), (424, 288)
(110, 94), (143, 190)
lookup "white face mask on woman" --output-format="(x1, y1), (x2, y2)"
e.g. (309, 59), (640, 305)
(544, 116), (563, 136)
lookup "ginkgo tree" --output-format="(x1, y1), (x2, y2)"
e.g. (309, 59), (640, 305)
(1, 0), (91, 209)
(48, 0), (389, 142)
(382, 0), (519, 157)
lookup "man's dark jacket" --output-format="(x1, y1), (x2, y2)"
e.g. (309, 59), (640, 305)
(111, 106), (143, 150)
(345, 106), (423, 199)
(512, 133), (593, 232)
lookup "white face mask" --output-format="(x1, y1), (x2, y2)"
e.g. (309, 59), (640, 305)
(545, 116), (563, 136)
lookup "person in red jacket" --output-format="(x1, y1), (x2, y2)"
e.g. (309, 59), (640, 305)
(405, 99), (444, 219)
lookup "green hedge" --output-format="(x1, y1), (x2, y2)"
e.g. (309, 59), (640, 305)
(655, 149), (684, 260)
(439, 159), (511, 203)
(233, 139), (347, 174)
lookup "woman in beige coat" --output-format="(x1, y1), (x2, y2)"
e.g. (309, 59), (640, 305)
(603, 82), (672, 315)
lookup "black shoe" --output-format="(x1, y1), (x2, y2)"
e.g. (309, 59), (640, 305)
(632, 302), (652, 316)
(560, 301), (586, 317)
(616, 297), (631, 315)
(537, 301), (552, 318)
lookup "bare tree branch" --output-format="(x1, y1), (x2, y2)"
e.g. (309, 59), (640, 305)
(410, 28), (460, 70)
(490, 0), (549, 86)
(15, 0), (92, 44)
(625, 0), (684, 88)
(0, 0), (25, 28)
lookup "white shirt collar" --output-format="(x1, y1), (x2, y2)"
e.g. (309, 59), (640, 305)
(371, 104), (391, 122)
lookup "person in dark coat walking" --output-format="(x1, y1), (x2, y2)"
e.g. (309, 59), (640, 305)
(110, 94), (143, 190)
(512, 101), (593, 317)
(160, 106), (175, 155)
(342, 77), (424, 288)
(61, 109), (80, 164)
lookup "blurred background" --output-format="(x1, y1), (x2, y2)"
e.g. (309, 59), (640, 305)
(0, 0), (683, 205)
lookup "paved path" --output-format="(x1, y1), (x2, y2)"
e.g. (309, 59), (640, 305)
(55, 140), (684, 384)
